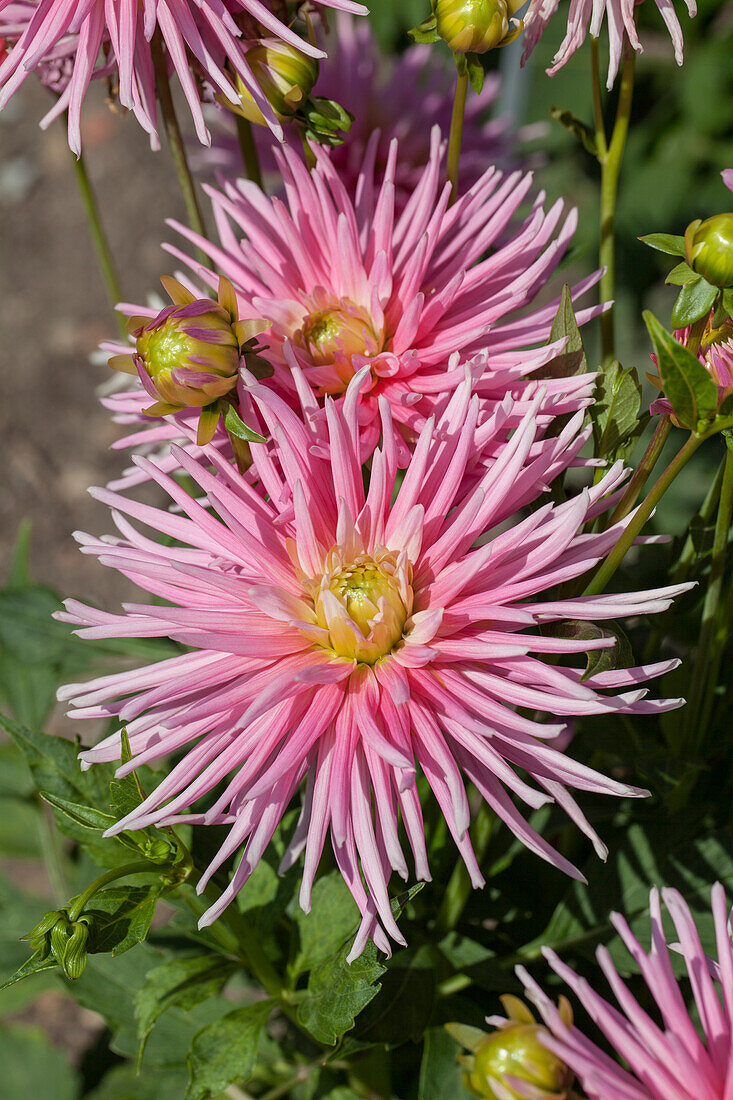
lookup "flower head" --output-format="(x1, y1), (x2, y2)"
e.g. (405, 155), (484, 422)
(685, 213), (733, 289)
(520, 884), (733, 1100)
(521, 0), (697, 89)
(0, 0), (366, 154)
(59, 368), (686, 957)
(166, 130), (601, 460)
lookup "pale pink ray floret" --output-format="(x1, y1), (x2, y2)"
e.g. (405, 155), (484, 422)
(58, 367), (688, 957)
(522, 0), (697, 90)
(520, 884), (733, 1100)
(162, 128), (602, 461)
(0, 0), (366, 155)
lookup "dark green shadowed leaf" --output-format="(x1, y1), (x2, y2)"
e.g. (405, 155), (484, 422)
(185, 1000), (273, 1100)
(549, 106), (597, 157)
(643, 311), (718, 429)
(590, 361), (643, 461)
(419, 1027), (466, 1100)
(548, 620), (634, 682)
(639, 233), (686, 256)
(671, 277), (718, 328)
(87, 884), (160, 956)
(540, 284), (588, 379)
(135, 954), (237, 1068)
(291, 871), (360, 979)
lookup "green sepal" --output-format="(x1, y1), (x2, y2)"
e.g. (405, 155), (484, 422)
(223, 404), (266, 444)
(666, 261), (697, 286)
(643, 310), (719, 429)
(549, 105), (597, 157)
(639, 233), (687, 256)
(465, 52), (484, 94)
(671, 277), (718, 328)
(723, 288), (733, 319)
(301, 96), (354, 146)
(408, 15), (440, 43)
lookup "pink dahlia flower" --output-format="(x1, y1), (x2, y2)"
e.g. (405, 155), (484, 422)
(59, 368), (686, 956)
(522, 0), (697, 89)
(520, 884), (733, 1100)
(0, 0), (366, 155)
(164, 132), (601, 460)
(200, 13), (516, 209)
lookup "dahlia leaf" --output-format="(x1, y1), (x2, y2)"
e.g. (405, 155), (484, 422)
(665, 261), (696, 286)
(87, 885), (160, 957)
(644, 311), (718, 428)
(466, 54), (485, 95)
(223, 403), (266, 444)
(135, 953), (237, 1069)
(296, 940), (386, 1045)
(185, 1000), (274, 1100)
(0, 1024), (80, 1100)
(0, 948), (60, 991)
(352, 945), (436, 1045)
(671, 276), (718, 328)
(419, 1026), (471, 1100)
(550, 620), (633, 680)
(591, 360), (643, 460)
(639, 233), (686, 257)
(543, 284), (587, 378)
(39, 792), (117, 832)
(291, 872), (360, 979)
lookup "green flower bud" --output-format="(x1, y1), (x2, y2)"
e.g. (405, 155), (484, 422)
(141, 836), (177, 864)
(109, 276), (269, 446)
(448, 996), (573, 1100)
(25, 908), (68, 955)
(224, 40), (318, 127)
(434, 0), (521, 53)
(685, 214), (733, 289)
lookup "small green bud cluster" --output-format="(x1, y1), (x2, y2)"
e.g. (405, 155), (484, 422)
(27, 908), (94, 980)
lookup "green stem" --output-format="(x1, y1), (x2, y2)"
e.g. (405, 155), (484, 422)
(584, 431), (704, 596)
(70, 145), (127, 339)
(236, 114), (263, 188)
(608, 416), (672, 525)
(446, 70), (469, 205)
(598, 39), (636, 366)
(67, 860), (155, 922)
(686, 446), (733, 744)
(150, 31), (207, 243)
(434, 804), (493, 935)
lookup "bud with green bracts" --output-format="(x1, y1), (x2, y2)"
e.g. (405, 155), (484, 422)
(109, 276), (270, 446)
(447, 995), (574, 1100)
(685, 214), (733, 289)
(434, 0), (524, 53)
(221, 39), (318, 127)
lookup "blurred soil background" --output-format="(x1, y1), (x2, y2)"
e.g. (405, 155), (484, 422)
(0, 0), (731, 1089)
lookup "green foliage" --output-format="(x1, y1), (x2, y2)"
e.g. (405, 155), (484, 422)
(418, 1028), (466, 1100)
(643, 311), (719, 429)
(542, 284), (588, 379)
(590, 360), (643, 461)
(671, 276), (718, 327)
(639, 233), (687, 257)
(185, 1001), (273, 1100)
(549, 106), (597, 157)
(0, 1025), (80, 1100)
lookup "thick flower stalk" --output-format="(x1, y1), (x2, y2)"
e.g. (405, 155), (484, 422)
(0, 0), (366, 154)
(520, 884), (733, 1100)
(165, 130), (601, 460)
(59, 367), (686, 957)
(521, 0), (697, 88)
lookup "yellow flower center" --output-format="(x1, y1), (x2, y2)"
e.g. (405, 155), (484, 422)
(310, 550), (412, 664)
(296, 298), (385, 394)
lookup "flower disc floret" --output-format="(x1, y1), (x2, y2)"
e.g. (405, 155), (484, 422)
(310, 549), (412, 663)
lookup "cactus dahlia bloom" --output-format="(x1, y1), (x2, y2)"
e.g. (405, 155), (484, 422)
(166, 130), (601, 461)
(0, 0), (366, 155)
(521, 0), (696, 89)
(59, 368), (687, 956)
(520, 884), (733, 1100)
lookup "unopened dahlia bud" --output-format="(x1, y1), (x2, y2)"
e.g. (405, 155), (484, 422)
(434, 0), (520, 53)
(49, 914), (92, 980)
(109, 276), (269, 446)
(448, 996), (573, 1100)
(224, 40), (318, 126)
(685, 214), (733, 289)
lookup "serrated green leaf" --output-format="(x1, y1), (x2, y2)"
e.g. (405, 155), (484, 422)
(135, 954), (236, 1067)
(419, 1027), (466, 1100)
(40, 791), (117, 831)
(224, 404), (266, 444)
(665, 261), (696, 286)
(185, 1000), (273, 1100)
(87, 884), (160, 957)
(549, 106), (596, 156)
(292, 872), (360, 979)
(639, 233), (686, 256)
(643, 311), (718, 429)
(591, 360), (642, 460)
(671, 277), (718, 327)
